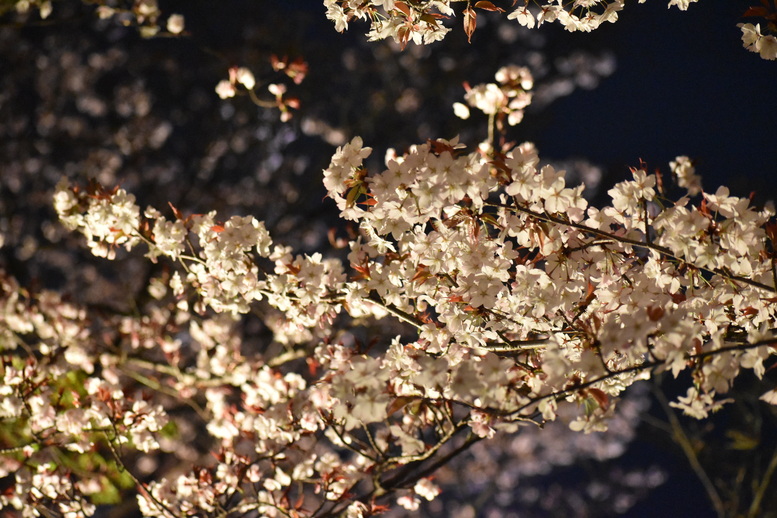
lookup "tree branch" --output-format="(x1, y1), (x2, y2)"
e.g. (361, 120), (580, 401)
(486, 200), (776, 294)
(652, 382), (726, 518)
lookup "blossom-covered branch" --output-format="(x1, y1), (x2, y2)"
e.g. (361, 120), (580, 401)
(324, 0), (777, 60)
(4, 114), (769, 514)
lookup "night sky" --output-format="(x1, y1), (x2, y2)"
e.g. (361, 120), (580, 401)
(537, 0), (777, 203)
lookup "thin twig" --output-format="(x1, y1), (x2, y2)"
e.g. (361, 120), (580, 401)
(384, 431), (482, 491)
(652, 383), (726, 518)
(366, 292), (425, 330)
(102, 432), (182, 518)
(118, 362), (209, 421)
(747, 443), (777, 518)
(485, 331), (550, 352)
(487, 200), (776, 293)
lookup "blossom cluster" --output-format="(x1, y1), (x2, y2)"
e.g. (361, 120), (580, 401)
(0, 272), (170, 516)
(325, 0), (453, 47)
(323, 0), (777, 60)
(322, 0), (672, 40)
(322, 134), (777, 429)
(10, 0), (53, 19)
(453, 65), (534, 129)
(738, 22), (777, 60)
(215, 56), (306, 121)
(92, 0), (185, 38)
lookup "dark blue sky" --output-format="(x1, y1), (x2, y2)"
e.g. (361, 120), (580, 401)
(537, 0), (777, 202)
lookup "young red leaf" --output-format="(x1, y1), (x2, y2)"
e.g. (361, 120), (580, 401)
(654, 167), (665, 196)
(743, 6), (769, 17)
(358, 192), (378, 206)
(587, 388), (610, 411)
(411, 265), (432, 284)
(765, 222), (777, 244)
(647, 305), (665, 321)
(475, 1), (505, 12)
(327, 228), (348, 249)
(397, 25), (411, 50)
(428, 138), (456, 155)
(352, 263), (370, 280)
(168, 201), (183, 220)
(463, 6), (477, 43)
(387, 396), (417, 415)
(420, 12), (449, 22)
(577, 281), (596, 311)
(306, 357), (319, 377)
(394, 1), (411, 17)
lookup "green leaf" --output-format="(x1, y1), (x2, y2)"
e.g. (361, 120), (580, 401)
(159, 419), (179, 439)
(89, 476), (122, 505)
(726, 429), (759, 450)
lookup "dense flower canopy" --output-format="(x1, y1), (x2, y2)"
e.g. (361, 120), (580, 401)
(325, 0), (777, 59)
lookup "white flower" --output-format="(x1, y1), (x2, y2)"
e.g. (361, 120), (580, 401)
(151, 217), (186, 259)
(453, 102), (470, 119)
(331, 136), (373, 170)
(397, 494), (420, 511)
(507, 6), (535, 28)
(345, 502), (369, 518)
(758, 35), (777, 60)
(668, 0), (698, 10)
(669, 388), (731, 419)
(166, 14), (185, 34)
(738, 23), (777, 60)
(760, 389), (777, 405)
(268, 82), (286, 96)
(325, 2), (349, 32)
(39, 1), (52, 18)
(739, 23), (761, 49)
(464, 83), (506, 115)
(670, 155), (701, 195)
(236, 67), (256, 89)
(414, 478), (441, 501)
(215, 79), (236, 99)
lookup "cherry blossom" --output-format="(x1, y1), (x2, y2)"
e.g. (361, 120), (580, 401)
(2, 2), (777, 516)
(33, 116), (777, 515)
